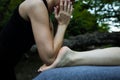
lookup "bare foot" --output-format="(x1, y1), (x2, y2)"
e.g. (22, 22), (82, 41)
(38, 46), (73, 72)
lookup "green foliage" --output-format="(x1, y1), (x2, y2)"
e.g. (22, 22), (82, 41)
(9, 0), (24, 10)
(66, 0), (120, 37)
(88, 0), (120, 27)
(66, 1), (101, 36)
(98, 23), (110, 32)
(0, 0), (23, 29)
(0, 0), (119, 37)
(101, 0), (116, 4)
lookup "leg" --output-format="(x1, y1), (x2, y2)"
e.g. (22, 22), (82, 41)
(39, 46), (120, 71)
(70, 47), (120, 66)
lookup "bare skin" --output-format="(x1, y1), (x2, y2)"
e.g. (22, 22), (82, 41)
(19, 0), (73, 65)
(18, 0), (120, 73)
(38, 46), (120, 72)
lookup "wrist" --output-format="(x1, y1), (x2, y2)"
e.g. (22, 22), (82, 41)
(58, 24), (68, 29)
(57, 25), (67, 31)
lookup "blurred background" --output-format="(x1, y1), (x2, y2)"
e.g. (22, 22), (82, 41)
(0, 0), (120, 80)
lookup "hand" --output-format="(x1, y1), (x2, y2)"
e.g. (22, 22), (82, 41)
(54, 0), (73, 26)
(37, 64), (52, 72)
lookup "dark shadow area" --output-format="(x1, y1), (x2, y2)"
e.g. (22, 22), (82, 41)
(15, 53), (42, 80)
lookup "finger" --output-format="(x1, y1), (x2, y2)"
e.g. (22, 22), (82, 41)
(40, 66), (52, 72)
(54, 6), (58, 17)
(37, 64), (46, 72)
(70, 5), (74, 15)
(38, 64), (54, 72)
(38, 68), (42, 72)
(60, 0), (64, 11)
(54, 7), (57, 16)
(64, 0), (67, 11)
(67, 1), (71, 13)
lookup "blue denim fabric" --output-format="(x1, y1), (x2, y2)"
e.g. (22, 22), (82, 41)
(33, 66), (120, 80)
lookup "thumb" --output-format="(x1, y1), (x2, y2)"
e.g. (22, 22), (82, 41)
(38, 64), (54, 72)
(54, 6), (59, 18)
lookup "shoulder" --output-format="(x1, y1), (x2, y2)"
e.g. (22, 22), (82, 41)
(19, 0), (47, 21)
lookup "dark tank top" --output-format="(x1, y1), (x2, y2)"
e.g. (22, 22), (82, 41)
(0, 0), (49, 48)
(0, 0), (49, 65)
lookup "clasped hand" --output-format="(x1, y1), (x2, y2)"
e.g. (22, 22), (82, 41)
(54, 0), (73, 26)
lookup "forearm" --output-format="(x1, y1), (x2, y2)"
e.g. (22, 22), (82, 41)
(39, 25), (67, 65)
(37, 0), (73, 65)
(53, 24), (67, 57)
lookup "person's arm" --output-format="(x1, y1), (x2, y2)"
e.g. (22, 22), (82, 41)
(26, 0), (73, 65)
(53, 0), (73, 57)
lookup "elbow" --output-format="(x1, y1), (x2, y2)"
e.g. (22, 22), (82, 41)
(37, 45), (56, 65)
(41, 50), (56, 65)
(42, 54), (55, 65)
(44, 57), (55, 65)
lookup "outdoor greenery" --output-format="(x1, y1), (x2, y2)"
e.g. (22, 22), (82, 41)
(0, 0), (23, 29)
(0, 1), (119, 79)
(0, 0), (120, 36)
(67, 0), (120, 36)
